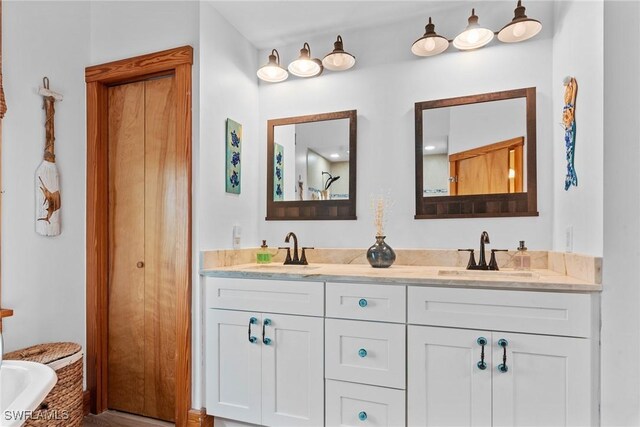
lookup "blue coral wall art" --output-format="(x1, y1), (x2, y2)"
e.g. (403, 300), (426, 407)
(226, 119), (242, 194)
(274, 143), (284, 201)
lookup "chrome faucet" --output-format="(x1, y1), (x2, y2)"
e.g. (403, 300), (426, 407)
(279, 232), (313, 265)
(458, 231), (506, 271)
(478, 231), (490, 268)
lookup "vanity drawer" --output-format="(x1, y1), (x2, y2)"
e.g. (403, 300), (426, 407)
(326, 380), (405, 427)
(325, 319), (405, 389)
(408, 286), (593, 338)
(326, 282), (406, 323)
(205, 277), (324, 316)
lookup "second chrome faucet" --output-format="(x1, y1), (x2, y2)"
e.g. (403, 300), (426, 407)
(458, 231), (507, 271)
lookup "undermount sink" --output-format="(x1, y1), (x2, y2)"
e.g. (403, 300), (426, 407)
(0, 361), (57, 427)
(438, 269), (539, 279)
(252, 264), (322, 271)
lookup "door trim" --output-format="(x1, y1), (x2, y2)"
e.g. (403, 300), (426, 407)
(85, 46), (193, 426)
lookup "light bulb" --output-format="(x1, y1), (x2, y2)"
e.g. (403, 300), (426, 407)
(332, 54), (345, 67)
(512, 22), (526, 38)
(467, 29), (480, 44)
(423, 37), (436, 52)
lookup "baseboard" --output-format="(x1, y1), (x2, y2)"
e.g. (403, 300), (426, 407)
(187, 408), (214, 427)
(83, 390), (91, 416)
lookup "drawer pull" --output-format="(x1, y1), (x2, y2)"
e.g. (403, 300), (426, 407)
(358, 411), (367, 421)
(263, 318), (272, 345)
(497, 338), (508, 373)
(358, 348), (368, 358)
(476, 336), (487, 370)
(358, 298), (368, 308)
(248, 317), (258, 343)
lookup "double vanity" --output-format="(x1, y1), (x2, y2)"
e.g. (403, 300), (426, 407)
(201, 247), (601, 427)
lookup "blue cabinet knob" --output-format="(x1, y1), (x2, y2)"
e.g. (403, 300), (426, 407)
(358, 348), (367, 358)
(359, 298), (368, 308)
(263, 337), (272, 345)
(358, 411), (367, 421)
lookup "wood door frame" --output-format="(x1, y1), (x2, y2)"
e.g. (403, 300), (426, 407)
(85, 46), (193, 426)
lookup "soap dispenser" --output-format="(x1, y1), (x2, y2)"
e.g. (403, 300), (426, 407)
(257, 240), (272, 264)
(514, 240), (531, 270)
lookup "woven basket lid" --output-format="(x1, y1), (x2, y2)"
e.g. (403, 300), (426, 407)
(4, 342), (82, 365)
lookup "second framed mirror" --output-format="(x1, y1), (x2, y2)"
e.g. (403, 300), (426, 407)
(266, 110), (357, 220)
(415, 88), (538, 219)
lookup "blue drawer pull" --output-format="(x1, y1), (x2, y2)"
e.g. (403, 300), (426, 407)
(358, 348), (367, 358)
(263, 318), (272, 345)
(358, 298), (368, 308)
(358, 411), (367, 421)
(248, 317), (258, 343)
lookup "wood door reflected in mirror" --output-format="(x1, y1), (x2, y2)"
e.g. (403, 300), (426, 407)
(267, 110), (357, 220)
(415, 88), (538, 219)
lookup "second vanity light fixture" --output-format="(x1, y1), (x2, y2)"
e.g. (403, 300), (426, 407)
(258, 35), (356, 83)
(411, 1), (542, 57)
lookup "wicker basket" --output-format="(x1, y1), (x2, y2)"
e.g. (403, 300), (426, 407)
(5, 342), (83, 427)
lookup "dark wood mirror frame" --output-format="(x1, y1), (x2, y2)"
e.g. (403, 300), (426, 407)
(415, 87), (538, 219)
(266, 110), (357, 221)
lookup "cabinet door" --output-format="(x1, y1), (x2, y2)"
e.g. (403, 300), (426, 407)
(492, 333), (592, 427)
(261, 314), (324, 426)
(408, 326), (492, 427)
(206, 310), (262, 424)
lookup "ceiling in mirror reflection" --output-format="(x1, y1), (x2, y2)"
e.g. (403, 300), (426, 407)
(422, 97), (527, 196)
(273, 119), (350, 202)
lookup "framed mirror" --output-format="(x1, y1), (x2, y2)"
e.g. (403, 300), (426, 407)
(415, 88), (538, 219)
(266, 110), (357, 220)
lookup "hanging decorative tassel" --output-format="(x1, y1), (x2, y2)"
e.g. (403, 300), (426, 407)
(562, 76), (578, 190)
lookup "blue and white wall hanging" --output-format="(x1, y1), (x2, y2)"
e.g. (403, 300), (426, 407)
(562, 77), (578, 190)
(225, 118), (242, 194)
(273, 143), (284, 201)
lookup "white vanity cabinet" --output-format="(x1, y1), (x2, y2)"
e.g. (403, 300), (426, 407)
(407, 287), (598, 427)
(205, 278), (325, 427)
(204, 275), (599, 427)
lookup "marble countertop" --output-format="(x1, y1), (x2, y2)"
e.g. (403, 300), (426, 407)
(200, 262), (602, 293)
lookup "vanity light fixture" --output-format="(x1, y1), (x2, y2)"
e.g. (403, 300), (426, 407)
(288, 42), (323, 78)
(323, 35), (356, 71)
(257, 49), (289, 83)
(411, 17), (449, 57)
(453, 8), (494, 50)
(498, 1), (542, 43)
(424, 145), (436, 151)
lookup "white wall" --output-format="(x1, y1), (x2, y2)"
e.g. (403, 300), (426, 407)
(273, 125), (296, 200)
(257, 1), (555, 251)
(552, 0), (604, 256)
(2, 1), (90, 356)
(197, 1), (260, 407)
(601, 2), (640, 425)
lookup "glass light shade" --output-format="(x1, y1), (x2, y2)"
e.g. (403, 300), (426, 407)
(323, 36), (356, 71)
(453, 9), (494, 50)
(498, 1), (542, 43)
(411, 17), (449, 57)
(288, 43), (323, 77)
(257, 49), (289, 83)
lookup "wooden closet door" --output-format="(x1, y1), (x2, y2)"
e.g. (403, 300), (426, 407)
(108, 81), (146, 415)
(107, 76), (177, 422)
(143, 76), (177, 421)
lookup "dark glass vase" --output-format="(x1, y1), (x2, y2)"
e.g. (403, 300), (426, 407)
(366, 235), (396, 268)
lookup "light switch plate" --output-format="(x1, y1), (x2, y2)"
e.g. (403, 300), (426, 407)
(565, 225), (573, 253)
